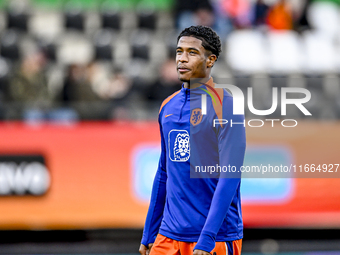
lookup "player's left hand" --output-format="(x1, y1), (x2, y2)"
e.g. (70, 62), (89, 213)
(193, 249), (211, 255)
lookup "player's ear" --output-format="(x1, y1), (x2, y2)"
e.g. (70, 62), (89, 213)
(207, 54), (217, 68)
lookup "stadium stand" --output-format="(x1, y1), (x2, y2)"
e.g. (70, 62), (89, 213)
(0, 0), (339, 121)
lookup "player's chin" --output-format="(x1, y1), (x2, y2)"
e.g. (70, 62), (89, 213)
(178, 73), (191, 82)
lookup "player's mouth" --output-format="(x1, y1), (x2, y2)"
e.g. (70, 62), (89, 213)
(177, 66), (191, 73)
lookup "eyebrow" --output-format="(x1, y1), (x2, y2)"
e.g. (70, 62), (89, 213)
(176, 47), (200, 52)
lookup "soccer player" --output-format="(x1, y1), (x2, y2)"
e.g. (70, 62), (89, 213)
(139, 26), (246, 255)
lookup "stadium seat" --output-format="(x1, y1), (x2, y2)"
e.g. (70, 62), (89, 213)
(137, 9), (157, 30)
(6, 6), (29, 31)
(38, 39), (57, 61)
(308, 1), (340, 40)
(211, 61), (232, 80)
(57, 35), (93, 65)
(336, 44), (340, 72)
(302, 31), (337, 73)
(113, 38), (131, 66)
(130, 30), (151, 60)
(233, 73), (253, 118)
(269, 74), (288, 88)
(101, 10), (121, 31)
(287, 74), (305, 88)
(64, 8), (85, 31)
(132, 44), (149, 60)
(125, 59), (157, 81)
(0, 30), (20, 60)
(250, 74), (281, 118)
(29, 11), (63, 40)
(321, 74), (340, 119)
(233, 73), (251, 96)
(323, 74), (340, 99)
(148, 39), (167, 64)
(93, 29), (114, 60)
(302, 87), (324, 119)
(267, 31), (303, 73)
(157, 11), (174, 31)
(166, 44), (177, 59)
(163, 29), (178, 59)
(227, 30), (268, 73)
(0, 11), (6, 33)
(304, 74), (324, 91)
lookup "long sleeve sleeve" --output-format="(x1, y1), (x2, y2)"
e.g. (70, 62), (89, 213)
(194, 102), (246, 252)
(141, 120), (167, 246)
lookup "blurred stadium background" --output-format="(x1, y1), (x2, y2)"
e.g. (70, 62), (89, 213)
(0, 0), (340, 254)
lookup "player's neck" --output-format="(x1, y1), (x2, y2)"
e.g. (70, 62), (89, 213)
(183, 76), (211, 89)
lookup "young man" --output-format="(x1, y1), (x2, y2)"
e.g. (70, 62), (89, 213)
(139, 26), (246, 255)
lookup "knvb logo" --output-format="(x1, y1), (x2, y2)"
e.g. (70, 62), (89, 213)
(190, 108), (203, 126)
(201, 85), (312, 116)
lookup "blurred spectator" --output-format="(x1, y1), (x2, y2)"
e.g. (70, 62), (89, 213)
(174, 0), (214, 30)
(8, 50), (78, 123)
(63, 63), (99, 102)
(266, 0), (293, 30)
(62, 63), (100, 120)
(8, 50), (57, 121)
(252, 0), (269, 27)
(145, 58), (181, 106)
(220, 0), (252, 28)
(9, 51), (50, 103)
(102, 70), (132, 120)
(174, 0), (233, 39)
(64, 62), (131, 102)
(91, 70), (131, 102)
(194, 8), (215, 27)
(63, 62), (132, 120)
(296, 0), (312, 32)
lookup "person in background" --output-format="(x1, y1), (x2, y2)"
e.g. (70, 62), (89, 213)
(266, 0), (293, 30)
(146, 57), (182, 106)
(9, 51), (49, 103)
(8, 50), (54, 120)
(62, 62), (131, 120)
(62, 63), (102, 120)
(296, 0), (312, 32)
(63, 63), (99, 103)
(90, 65), (132, 120)
(174, 0), (214, 31)
(220, 0), (252, 28)
(253, 0), (269, 27)
(174, 0), (233, 40)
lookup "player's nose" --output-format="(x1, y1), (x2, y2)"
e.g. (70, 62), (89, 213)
(178, 52), (189, 62)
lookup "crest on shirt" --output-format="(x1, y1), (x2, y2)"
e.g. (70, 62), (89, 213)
(190, 108), (203, 126)
(168, 130), (190, 162)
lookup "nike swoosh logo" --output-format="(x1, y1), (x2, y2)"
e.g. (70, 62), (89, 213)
(165, 114), (173, 118)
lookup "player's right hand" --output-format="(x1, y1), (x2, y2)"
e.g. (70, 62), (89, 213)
(139, 243), (153, 255)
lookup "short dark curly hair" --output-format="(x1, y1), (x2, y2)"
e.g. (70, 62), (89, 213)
(177, 25), (222, 59)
